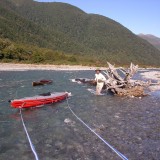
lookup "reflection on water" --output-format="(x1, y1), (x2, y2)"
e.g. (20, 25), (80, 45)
(0, 70), (160, 160)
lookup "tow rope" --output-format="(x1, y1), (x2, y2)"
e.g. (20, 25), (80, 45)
(19, 106), (39, 160)
(66, 98), (128, 160)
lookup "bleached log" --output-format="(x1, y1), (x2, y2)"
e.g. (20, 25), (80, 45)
(105, 62), (149, 97)
(107, 62), (123, 81)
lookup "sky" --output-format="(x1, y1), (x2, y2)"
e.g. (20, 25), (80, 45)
(36, 0), (160, 37)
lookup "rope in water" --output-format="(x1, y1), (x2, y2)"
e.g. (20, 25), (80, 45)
(66, 98), (128, 160)
(19, 107), (39, 160)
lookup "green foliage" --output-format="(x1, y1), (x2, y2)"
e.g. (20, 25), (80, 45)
(31, 53), (44, 63)
(0, 0), (160, 66)
(0, 38), (98, 65)
(68, 56), (77, 62)
(0, 38), (12, 50)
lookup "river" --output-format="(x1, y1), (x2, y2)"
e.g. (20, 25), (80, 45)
(0, 70), (159, 160)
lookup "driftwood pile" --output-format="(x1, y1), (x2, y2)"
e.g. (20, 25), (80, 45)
(75, 62), (159, 97)
(103, 62), (145, 97)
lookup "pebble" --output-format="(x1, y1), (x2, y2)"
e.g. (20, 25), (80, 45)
(64, 118), (75, 126)
(64, 118), (72, 124)
(114, 115), (120, 118)
(46, 143), (52, 147)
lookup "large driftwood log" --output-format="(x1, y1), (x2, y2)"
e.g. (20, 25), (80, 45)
(104, 62), (159, 97)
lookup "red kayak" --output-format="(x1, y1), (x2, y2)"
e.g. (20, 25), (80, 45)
(10, 92), (69, 108)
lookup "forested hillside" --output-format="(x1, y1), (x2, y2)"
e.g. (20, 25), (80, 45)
(0, 0), (160, 66)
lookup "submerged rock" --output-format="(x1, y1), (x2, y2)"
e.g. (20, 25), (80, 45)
(64, 118), (72, 124)
(64, 118), (75, 127)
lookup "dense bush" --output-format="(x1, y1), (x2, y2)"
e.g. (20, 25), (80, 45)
(0, 38), (99, 65)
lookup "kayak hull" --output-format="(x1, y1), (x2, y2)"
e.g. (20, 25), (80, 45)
(10, 92), (68, 108)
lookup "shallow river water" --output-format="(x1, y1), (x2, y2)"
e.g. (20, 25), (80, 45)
(0, 70), (160, 160)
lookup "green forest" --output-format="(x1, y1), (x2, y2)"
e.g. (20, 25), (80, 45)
(0, 0), (160, 67)
(0, 38), (99, 66)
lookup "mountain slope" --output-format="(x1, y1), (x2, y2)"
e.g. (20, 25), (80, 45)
(138, 34), (160, 51)
(0, 0), (160, 66)
(0, 0), (90, 53)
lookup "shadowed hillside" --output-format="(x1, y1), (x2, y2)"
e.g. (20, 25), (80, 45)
(138, 34), (160, 51)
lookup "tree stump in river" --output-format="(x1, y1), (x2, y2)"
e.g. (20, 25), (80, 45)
(104, 62), (160, 97)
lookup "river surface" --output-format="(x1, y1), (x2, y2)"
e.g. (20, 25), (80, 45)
(0, 70), (160, 160)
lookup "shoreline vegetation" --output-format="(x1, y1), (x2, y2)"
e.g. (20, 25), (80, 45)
(1, 38), (160, 68)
